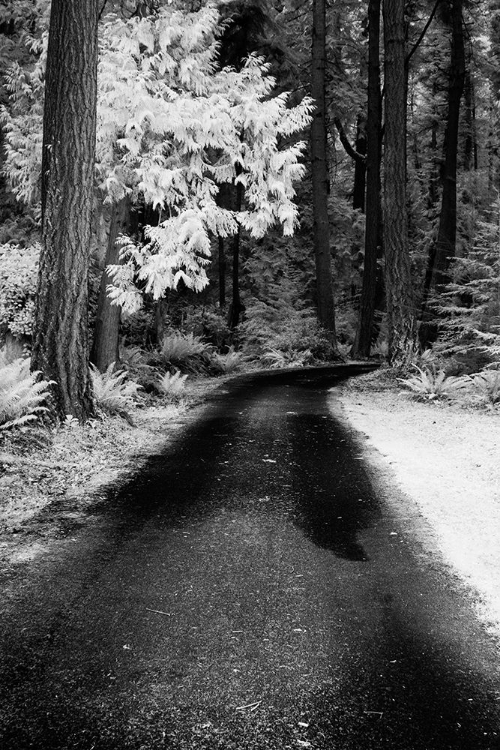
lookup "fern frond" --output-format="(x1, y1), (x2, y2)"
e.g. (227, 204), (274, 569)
(90, 362), (142, 417)
(0, 355), (53, 429)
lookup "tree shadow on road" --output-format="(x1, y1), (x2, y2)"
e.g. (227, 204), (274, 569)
(287, 409), (380, 562)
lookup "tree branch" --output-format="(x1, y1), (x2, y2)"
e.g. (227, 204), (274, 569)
(333, 118), (366, 163)
(98, 1), (108, 21)
(406, 0), (440, 66)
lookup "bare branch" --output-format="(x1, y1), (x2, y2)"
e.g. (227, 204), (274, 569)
(333, 118), (366, 163)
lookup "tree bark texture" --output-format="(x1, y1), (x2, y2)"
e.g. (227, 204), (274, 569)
(91, 197), (130, 372)
(425, 0), (465, 297)
(383, 0), (417, 367)
(352, 0), (382, 359)
(463, 68), (477, 172)
(227, 180), (244, 329)
(218, 237), (226, 309)
(310, 0), (336, 342)
(32, 0), (98, 420)
(216, 182), (233, 310)
(353, 116), (367, 212)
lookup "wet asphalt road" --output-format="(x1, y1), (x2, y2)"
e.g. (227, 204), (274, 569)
(1, 365), (500, 750)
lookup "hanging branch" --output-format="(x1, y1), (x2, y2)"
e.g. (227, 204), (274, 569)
(333, 118), (366, 163)
(406, 0), (441, 66)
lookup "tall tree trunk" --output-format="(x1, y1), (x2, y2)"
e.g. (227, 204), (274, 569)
(352, 0), (383, 359)
(216, 183), (233, 310)
(353, 115), (367, 212)
(227, 180), (244, 329)
(427, 85), (441, 210)
(32, 0), (98, 420)
(424, 0), (465, 299)
(383, 0), (417, 367)
(310, 0), (336, 341)
(463, 67), (477, 172)
(218, 237), (226, 309)
(91, 197), (130, 371)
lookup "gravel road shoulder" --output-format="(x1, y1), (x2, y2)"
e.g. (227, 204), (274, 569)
(333, 371), (500, 641)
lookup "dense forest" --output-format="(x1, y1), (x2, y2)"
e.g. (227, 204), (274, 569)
(1, 0), (500, 423)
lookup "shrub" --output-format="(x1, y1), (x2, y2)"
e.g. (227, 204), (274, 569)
(119, 341), (144, 367)
(182, 306), (232, 349)
(398, 365), (469, 401)
(90, 363), (142, 420)
(210, 347), (244, 374)
(159, 332), (214, 372)
(240, 298), (334, 366)
(0, 356), (53, 430)
(0, 242), (39, 339)
(157, 370), (189, 399)
(260, 347), (313, 369)
(470, 369), (500, 406)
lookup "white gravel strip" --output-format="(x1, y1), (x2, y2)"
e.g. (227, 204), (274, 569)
(330, 388), (500, 639)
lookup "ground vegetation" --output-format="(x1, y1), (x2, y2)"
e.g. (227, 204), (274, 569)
(0, 0), (499, 442)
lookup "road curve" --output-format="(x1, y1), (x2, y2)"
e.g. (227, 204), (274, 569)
(1, 365), (499, 749)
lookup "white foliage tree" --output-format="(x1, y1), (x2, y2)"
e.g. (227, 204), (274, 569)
(99, 5), (313, 312)
(1, 4), (313, 314)
(1, 34), (46, 210)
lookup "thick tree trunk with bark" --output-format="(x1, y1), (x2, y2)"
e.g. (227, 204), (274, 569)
(91, 197), (130, 372)
(32, 0), (98, 420)
(383, 0), (417, 367)
(310, 0), (336, 342)
(352, 0), (383, 359)
(424, 0), (465, 298)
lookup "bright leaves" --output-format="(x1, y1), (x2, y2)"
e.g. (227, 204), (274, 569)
(2, 3), (312, 313)
(98, 5), (313, 310)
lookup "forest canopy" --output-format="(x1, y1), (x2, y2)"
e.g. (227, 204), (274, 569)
(1, 0), (500, 420)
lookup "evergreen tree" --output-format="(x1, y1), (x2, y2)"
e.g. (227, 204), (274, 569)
(310, 0), (336, 342)
(383, 0), (417, 366)
(31, 0), (99, 420)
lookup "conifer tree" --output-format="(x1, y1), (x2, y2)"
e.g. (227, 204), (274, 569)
(423, 0), (466, 304)
(383, 0), (417, 366)
(352, 0), (382, 359)
(31, 0), (99, 420)
(310, 0), (336, 343)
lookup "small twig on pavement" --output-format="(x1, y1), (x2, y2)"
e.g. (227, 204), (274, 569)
(235, 700), (262, 712)
(146, 608), (171, 616)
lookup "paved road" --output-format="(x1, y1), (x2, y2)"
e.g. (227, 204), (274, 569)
(1, 366), (500, 749)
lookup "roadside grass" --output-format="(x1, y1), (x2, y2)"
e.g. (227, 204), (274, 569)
(0, 376), (223, 538)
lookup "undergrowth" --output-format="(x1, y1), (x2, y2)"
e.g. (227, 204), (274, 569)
(90, 362), (142, 422)
(0, 356), (53, 430)
(399, 365), (469, 401)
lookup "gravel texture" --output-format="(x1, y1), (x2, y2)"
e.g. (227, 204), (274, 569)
(333, 370), (500, 640)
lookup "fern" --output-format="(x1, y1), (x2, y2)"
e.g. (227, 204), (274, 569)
(90, 362), (142, 418)
(0, 357), (53, 430)
(261, 347), (312, 369)
(470, 369), (500, 405)
(119, 341), (144, 366)
(210, 347), (244, 374)
(398, 365), (469, 401)
(159, 332), (214, 373)
(157, 370), (189, 399)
